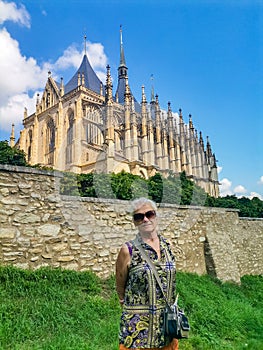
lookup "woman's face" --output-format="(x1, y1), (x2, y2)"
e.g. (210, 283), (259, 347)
(133, 204), (158, 235)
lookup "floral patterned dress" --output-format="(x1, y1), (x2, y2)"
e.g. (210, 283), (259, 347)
(119, 234), (176, 349)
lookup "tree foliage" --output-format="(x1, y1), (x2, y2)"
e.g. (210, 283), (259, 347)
(0, 141), (27, 166)
(58, 170), (263, 217)
(205, 194), (263, 218)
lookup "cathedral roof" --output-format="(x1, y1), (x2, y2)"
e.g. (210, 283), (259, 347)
(64, 54), (104, 95)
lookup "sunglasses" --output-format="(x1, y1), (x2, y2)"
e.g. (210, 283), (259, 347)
(133, 210), (156, 223)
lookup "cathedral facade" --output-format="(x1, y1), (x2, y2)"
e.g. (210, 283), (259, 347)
(16, 31), (219, 197)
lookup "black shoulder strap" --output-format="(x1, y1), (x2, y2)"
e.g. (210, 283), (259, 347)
(133, 236), (173, 311)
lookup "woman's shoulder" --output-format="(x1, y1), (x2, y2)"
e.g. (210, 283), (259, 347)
(124, 240), (133, 257)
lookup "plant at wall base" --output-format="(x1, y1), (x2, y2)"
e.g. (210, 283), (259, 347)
(0, 141), (27, 166)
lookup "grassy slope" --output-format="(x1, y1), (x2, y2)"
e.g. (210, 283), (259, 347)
(0, 266), (262, 350)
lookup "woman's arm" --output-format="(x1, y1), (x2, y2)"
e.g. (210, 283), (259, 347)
(115, 243), (130, 305)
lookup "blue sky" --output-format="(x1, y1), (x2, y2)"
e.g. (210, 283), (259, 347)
(0, 0), (262, 198)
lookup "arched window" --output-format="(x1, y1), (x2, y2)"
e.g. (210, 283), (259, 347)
(67, 113), (74, 145)
(27, 130), (33, 161)
(46, 118), (55, 152)
(66, 112), (74, 164)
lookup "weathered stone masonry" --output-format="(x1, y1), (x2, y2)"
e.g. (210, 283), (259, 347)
(0, 164), (262, 283)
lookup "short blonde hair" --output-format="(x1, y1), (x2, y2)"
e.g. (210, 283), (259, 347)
(130, 197), (157, 214)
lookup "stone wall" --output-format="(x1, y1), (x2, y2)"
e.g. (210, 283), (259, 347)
(0, 164), (262, 283)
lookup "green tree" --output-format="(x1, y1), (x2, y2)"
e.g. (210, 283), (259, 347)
(148, 173), (163, 203)
(60, 172), (79, 196)
(111, 171), (148, 200)
(250, 197), (263, 218)
(162, 174), (181, 204)
(180, 171), (194, 205)
(0, 141), (27, 166)
(205, 194), (263, 218)
(77, 173), (96, 197)
(93, 173), (115, 199)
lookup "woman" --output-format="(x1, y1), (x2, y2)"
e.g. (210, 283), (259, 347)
(116, 197), (179, 350)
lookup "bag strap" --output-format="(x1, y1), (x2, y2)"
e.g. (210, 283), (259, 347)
(133, 236), (173, 311)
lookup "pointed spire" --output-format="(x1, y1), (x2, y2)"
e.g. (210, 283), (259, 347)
(206, 136), (212, 157)
(119, 25), (126, 67)
(199, 131), (204, 150)
(105, 64), (113, 102)
(189, 114), (193, 128)
(10, 123), (15, 147)
(168, 101), (172, 113)
(124, 76), (131, 102)
(150, 74), (155, 102)
(84, 34), (87, 55)
(141, 85), (147, 104)
(179, 108), (183, 120)
(24, 107), (28, 120)
(36, 93), (40, 106)
(155, 94), (159, 106)
(60, 77), (64, 96)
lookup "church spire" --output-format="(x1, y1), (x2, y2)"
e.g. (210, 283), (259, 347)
(84, 34), (87, 55)
(115, 25), (139, 113)
(119, 25), (126, 68)
(115, 25), (128, 105)
(9, 123), (15, 147)
(118, 25), (127, 79)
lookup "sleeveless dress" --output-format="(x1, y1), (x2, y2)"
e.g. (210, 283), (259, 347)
(119, 234), (177, 349)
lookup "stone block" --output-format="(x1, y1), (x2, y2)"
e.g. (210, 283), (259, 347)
(0, 227), (17, 239)
(37, 224), (60, 237)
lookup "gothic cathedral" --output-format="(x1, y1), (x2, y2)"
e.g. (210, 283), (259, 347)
(16, 30), (219, 197)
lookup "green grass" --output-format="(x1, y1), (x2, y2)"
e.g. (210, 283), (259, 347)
(0, 266), (262, 350)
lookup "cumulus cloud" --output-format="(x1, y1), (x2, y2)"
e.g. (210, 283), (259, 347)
(219, 178), (233, 196)
(0, 5), (108, 138)
(217, 166), (222, 174)
(258, 176), (263, 185)
(0, 28), (47, 133)
(219, 175), (263, 200)
(53, 45), (83, 71)
(249, 192), (263, 200)
(0, 0), (30, 27)
(234, 185), (247, 194)
(0, 28), (46, 102)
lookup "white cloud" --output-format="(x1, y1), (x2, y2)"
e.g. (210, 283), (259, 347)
(219, 178), (233, 196)
(234, 185), (247, 194)
(258, 176), (263, 185)
(0, 28), (46, 103)
(217, 166), (222, 174)
(249, 192), (263, 200)
(0, 92), (40, 135)
(0, 28), (47, 133)
(0, 0), (30, 27)
(53, 45), (83, 71)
